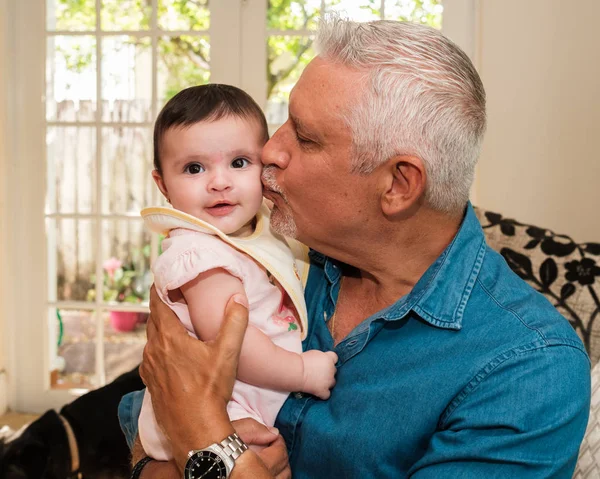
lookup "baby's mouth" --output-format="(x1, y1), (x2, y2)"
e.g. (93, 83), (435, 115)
(206, 202), (237, 217)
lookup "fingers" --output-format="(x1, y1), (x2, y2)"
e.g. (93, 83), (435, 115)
(256, 435), (291, 478)
(148, 285), (181, 335)
(326, 351), (338, 363)
(233, 418), (279, 446)
(215, 293), (249, 364)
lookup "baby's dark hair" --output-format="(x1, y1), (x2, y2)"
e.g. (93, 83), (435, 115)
(153, 84), (269, 174)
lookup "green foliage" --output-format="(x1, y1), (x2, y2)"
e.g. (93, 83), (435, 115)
(158, 0), (210, 30)
(53, 0), (442, 107)
(52, 0), (96, 30)
(86, 257), (147, 303)
(86, 236), (161, 304)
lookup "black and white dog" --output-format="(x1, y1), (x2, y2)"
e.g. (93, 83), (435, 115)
(0, 367), (144, 479)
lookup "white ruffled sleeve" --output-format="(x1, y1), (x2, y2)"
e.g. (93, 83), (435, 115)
(152, 232), (245, 299)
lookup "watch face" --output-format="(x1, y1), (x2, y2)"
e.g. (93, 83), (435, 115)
(185, 451), (228, 479)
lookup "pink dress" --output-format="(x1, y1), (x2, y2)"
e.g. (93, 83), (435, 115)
(138, 228), (303, 461)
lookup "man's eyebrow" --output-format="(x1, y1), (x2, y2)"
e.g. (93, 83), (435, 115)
(289, 113), (312, 135)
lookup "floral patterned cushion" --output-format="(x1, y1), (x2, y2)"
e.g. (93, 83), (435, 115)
(474, 208), (600, 365)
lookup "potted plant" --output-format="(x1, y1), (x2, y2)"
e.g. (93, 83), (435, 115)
(86, 257), (151, 332)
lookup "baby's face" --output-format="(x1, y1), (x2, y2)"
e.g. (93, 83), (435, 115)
(155, 116), (265, 235)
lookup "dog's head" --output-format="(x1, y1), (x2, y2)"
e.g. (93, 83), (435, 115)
(0, 439), (51, 479)
(0, 412), (67, 479)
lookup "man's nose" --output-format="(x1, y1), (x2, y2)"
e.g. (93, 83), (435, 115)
(208, 169), (232, 191)
(262, 121), (291, 169)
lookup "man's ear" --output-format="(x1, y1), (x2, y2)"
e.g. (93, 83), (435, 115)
(151, 170), (170, 202)
(380, 155), (426, 217)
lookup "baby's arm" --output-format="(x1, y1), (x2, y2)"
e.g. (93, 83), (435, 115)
(180, 268), (337, 399)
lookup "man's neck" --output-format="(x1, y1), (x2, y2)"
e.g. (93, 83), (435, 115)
(332, 207), (463, 307)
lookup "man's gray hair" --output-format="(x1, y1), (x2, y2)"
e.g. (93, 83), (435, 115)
(314, 18), (486, 214)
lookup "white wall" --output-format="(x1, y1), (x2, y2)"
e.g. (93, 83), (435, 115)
(473, 0), (600, 242)
(0, 0), (11, 415)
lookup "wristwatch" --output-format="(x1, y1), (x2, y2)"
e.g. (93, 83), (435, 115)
(184, 433), (248, 479)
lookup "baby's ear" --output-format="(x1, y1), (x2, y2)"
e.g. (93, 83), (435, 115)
(151, 170), (169, 200)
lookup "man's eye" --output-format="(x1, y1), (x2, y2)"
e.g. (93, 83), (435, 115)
(185, 163), (204, 174)
(295, 133), (312, 146)
(231, 158), (250, 169)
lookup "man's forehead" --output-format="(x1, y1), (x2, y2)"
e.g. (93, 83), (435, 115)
(290, 57), (365, 128)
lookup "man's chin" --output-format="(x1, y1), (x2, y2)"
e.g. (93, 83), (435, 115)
(269, 206), (298, 239)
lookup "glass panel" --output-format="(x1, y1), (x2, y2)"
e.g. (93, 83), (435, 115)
(102, 36), (152, 122)
(51, 308), (97, 390)
(47, 0), (96, 31)
(267, 0), (321, 31)
(46, 127), (96, 214)
(101, 220), (152, 305)
(104, 310), (146, 384)
(324, 0), (381, 21)
(266, 36), (314, 125)
(101, 127), (153, 214)
(47, 36), (97, 122)
(159, 0), (210, 31)
(101, 0), (151, 31)
(50, 219), (96, 302)
(384, 0), (443, 29)
(157, 36), (210, 109)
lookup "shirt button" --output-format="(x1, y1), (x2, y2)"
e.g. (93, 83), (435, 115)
(294, 392), (304, 399)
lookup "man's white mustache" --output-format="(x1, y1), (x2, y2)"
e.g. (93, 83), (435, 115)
(261, 166), (283, 195)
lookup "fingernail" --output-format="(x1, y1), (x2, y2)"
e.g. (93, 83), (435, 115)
(232, 294), (248, 309)
(267, 426), (279, 435)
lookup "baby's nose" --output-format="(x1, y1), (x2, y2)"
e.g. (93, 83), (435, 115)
(208, 170), (232, 191)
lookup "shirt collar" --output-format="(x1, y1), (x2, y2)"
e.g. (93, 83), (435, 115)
(316, 203), (487, 331)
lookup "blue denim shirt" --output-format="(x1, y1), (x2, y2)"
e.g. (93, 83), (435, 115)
(119, 204), (590, 478)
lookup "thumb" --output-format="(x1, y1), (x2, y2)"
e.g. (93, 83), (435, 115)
(234, 418), (279, 446)
(215, 293), (250, 364)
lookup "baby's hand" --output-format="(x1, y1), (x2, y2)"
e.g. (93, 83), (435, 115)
(300, 350), (338, 399)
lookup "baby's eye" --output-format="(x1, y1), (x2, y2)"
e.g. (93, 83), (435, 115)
(231, 157), (250, 169)
(185, 163), (204, 174)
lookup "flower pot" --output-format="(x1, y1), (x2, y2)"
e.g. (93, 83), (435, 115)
(109, 311), (139, 332)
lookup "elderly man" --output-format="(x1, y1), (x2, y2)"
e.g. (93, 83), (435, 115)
(120, 18), (590, 478)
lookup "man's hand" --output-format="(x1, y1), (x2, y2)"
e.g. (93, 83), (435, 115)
(233, 418), (292, 479)
(139, 285), (249, 470)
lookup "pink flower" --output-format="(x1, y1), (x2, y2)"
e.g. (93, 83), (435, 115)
(273, 314), (296, 327)
(103, 257), (122, 278)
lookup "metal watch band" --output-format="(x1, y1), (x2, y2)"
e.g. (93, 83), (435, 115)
(130, 456), (154, 479)
(219, 433), (248, 461)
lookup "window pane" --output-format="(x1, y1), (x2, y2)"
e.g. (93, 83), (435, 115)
(46, 127), (96, 214)
(384, 0), (443, 28)
(101, 220), (152, 305)
(324, 0), (381, 21)
(49, 219), (96, 302)
(157, 36), (210, 109)
(101, 127), (153, 215)
(47, 0), (96, 31)
(52, 308), (97, 389)
(266, 36), (314, 125)
(104, 310), (146, 384)
(47, 36), (97, 122)
(101, 0), (151, 31)
(102, 36), (152, 122)
(267, 0), (320, 31)
(159, 0), (210, 31)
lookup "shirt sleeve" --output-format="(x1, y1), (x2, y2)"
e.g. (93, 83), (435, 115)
(153, 233), (245, 298)
(118, 389), (145, 451)
(409, 342), (591, 479)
